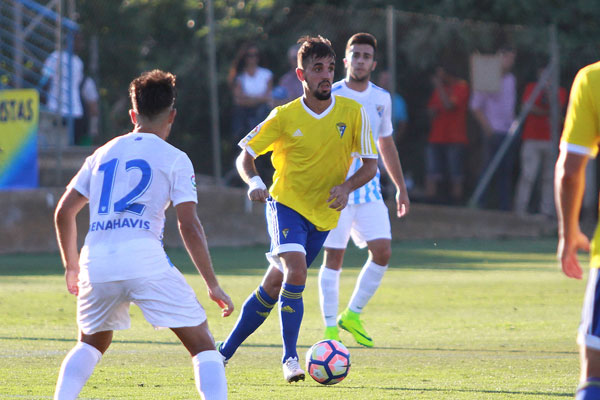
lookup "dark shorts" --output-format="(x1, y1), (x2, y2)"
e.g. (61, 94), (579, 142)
(265, 198), (329, 269)
(578, 268), (600, 350)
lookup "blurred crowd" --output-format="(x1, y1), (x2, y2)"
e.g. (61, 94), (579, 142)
(43, 38), (571, 216)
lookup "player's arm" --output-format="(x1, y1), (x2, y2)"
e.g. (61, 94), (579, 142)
(236, 150), (269, 203)
(54, 188), (88, 295)
(328, 157), (377, 211)
(176, 201), (233, 317)
(378, 135), (410, 217)
(555, 150), (589, 280)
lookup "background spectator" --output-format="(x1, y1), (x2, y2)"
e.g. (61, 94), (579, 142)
(77, 73), (100, 145)
(425, 64), (470, 204)
(228, 42), (273, 140)
(514, 65), (567, 217)
(40, 32), (86, 145)
(470, 46), (517, 211)
(273, 44), (303, 106)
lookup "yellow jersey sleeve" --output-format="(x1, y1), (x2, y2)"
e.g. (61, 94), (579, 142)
(238, 107), (279, 157)
(561, 63), (600, 157)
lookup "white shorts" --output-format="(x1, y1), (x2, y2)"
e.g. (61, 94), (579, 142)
(323, 200), (391, 250)
(77, 268), (206, 335)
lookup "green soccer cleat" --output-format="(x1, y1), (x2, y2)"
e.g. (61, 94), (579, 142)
(324, 326), (342, 342)
(337, 308), (374, 347)
(215, 341), (229, 366)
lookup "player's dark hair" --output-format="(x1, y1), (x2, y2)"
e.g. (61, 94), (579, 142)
(346, 32), (377, 56)
(297, 35), (335, 69)
(129, 69), (176, 119)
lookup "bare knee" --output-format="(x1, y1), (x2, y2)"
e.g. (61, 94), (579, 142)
(581, 346), (600, 381)
(323, 248), (345, 271)
(279, 251), (307, 285)
(368, 239), (392, 266)
(261, 265), (284, 299)
(79, 330), (113, 354)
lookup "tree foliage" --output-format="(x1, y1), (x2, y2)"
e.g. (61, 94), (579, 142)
(74, 0), (600, 176)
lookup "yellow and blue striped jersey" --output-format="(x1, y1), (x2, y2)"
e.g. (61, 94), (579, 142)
(561, 61), (600, 267)
(239, 95), (378, 231)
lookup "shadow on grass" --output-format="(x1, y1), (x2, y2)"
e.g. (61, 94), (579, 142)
(293, 384), (574, 398)
(0, 238), (560, 277)
(2, 337), (575, 358)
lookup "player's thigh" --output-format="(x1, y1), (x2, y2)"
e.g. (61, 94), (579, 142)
(77, 280), (131, 335)
(265, 199), (308, 257)
(130, 268), (207, 330)
(323, 204), (356, 250)
(349, 201), (391, 249)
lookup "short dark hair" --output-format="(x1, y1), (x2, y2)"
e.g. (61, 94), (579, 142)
(129, 69), (176, 119)
(346, 32), (377, 55)
(297, 35), (335, 69)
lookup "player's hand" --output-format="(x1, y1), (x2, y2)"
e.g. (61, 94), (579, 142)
(248, 188), (269, 203)
(396, 189), (410, 218)
(65, 265), (80, 296)
(328, 184), (350, 211)
(208, 286), (234, 317)
(557, 230), (589, 280)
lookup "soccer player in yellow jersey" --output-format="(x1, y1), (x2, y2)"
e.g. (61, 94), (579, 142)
(217, 36), (378, 383)
(556, 61), (600, 400)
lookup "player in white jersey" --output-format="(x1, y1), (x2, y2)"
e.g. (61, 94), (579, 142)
(318, 33), (410, 347)
(53, 70), (233, 400)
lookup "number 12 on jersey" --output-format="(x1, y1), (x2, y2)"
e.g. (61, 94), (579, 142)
(97, 158), (152, 216)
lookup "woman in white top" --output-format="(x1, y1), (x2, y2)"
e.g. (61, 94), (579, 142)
(228, 43), (273, 140)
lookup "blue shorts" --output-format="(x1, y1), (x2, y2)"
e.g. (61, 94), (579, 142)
(265, 199), (329, 269)
(579, 268), (600, 350)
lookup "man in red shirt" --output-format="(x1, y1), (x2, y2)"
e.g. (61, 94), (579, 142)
(425, 65), (470, 204)
(514, 67), (567, 217)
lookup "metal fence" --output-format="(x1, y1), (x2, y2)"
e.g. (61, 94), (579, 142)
(0, 0), (78, 143)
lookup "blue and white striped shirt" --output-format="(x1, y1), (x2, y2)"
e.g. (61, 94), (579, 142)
(332, 80), (393, 204)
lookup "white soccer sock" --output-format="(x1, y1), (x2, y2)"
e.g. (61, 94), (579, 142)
(348, 260), (388, 314)
(319, 266), (341, 327)
(54, 342), (102, 400)
(193, 350), (227, 400)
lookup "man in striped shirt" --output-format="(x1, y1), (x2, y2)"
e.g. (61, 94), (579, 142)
(318, 33), (410, 348)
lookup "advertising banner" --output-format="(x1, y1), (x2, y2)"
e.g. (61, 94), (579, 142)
(0, 89), (39, 189)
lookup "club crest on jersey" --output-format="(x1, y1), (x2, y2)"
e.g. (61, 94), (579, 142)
(282, 228), (289, 238)
(376, 105), (384, 117)
(191, 174), (197, 190)
(336, 122), (347, 138)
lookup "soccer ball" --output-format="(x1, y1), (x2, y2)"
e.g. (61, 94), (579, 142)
(305, 339), (351, 385)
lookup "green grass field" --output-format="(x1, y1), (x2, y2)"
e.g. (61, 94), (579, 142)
(0, 238), (585, 399)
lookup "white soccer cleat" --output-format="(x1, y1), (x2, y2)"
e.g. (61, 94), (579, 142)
(282, 356), (305, 383)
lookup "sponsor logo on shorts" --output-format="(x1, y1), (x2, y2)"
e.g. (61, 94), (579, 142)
(282, 228), (289, 238)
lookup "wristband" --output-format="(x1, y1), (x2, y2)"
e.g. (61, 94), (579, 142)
(247, 175), (267, 195)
